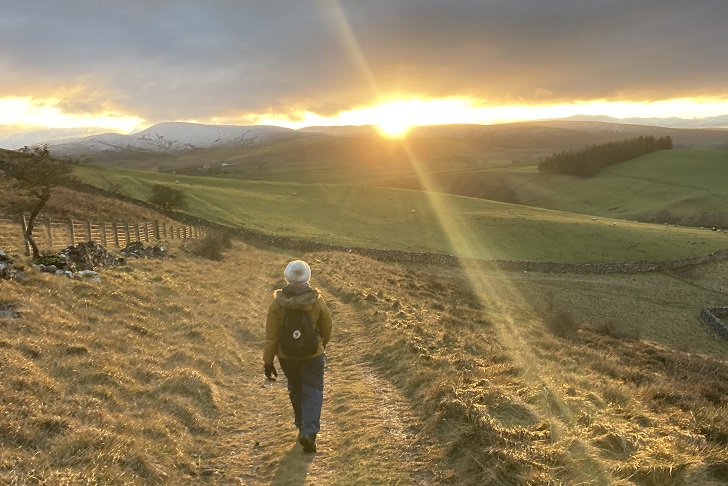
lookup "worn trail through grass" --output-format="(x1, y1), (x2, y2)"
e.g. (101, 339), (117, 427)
(193, 261), (448, 485)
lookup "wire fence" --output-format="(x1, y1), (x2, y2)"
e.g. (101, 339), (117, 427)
(0, 214), (206, 255)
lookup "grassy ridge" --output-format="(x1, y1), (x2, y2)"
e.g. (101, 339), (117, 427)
(78, 165), (728, 264)
(464, 150), (728, 221)
(371, 149), (728, 226)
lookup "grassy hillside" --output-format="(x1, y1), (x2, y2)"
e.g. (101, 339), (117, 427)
(381, 149), (728, 226)
(3, 154), (728, 484)
(0, 148), (178, 226)
(77, 164), (728, 264)
(513, 149), (728, 223)
(2, 240), (727, 484)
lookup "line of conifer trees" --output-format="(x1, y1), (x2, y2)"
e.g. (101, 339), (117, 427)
(538, 135), (673, 177)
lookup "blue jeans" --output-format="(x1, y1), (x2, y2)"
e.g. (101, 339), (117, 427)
(279, 354), (325, 439)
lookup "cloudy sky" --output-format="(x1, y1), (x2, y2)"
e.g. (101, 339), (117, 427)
(2, 0), (728, 146)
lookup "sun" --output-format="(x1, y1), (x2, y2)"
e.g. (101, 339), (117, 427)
(376, 119), (411, 138)
(366, 100), (432, 138)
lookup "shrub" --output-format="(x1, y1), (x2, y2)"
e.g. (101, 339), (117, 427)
(543, 308), (580, 340)
(186, 230), (234, 260)
(148, 184), (187, 211)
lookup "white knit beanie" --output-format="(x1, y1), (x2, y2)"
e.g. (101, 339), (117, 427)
(284, 260), (311, 284)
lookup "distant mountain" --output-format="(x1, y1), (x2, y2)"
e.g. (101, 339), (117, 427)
(558, 114), (728, 129)
(0, 127), (112, 150)
(4, 113), (727, 153)
(41, 122), (306, 158)
(25, 119), (728, 171)
(301, 119), (728, 143)
(299, 125), (381, 136)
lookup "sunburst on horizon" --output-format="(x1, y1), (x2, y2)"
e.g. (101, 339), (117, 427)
(3, 95), (728, 144)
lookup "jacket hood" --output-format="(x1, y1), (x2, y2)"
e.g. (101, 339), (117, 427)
(274, 285), (320, 310)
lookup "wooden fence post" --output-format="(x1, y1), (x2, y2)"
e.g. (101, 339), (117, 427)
(20, 214), (30, 256)
(69, 220), (75, 247)
(46, 218), (53, 250)
(6, 215), (213, 251)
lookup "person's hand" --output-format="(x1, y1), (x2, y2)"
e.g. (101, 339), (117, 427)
(264, 363), (278, 381)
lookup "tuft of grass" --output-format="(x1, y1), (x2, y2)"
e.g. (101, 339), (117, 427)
(593, 320), (641, 341)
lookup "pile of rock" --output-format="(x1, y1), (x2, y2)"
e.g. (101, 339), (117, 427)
(34, 241), (126, 275)
(0, 250), (21, 281)
(0, 303), (20, 318)
(62, 241), (127, 271)
(32, 241), (169, 281)
(120, 241), (168, 259)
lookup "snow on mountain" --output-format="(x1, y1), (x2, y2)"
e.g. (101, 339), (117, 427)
(0, 127), (112, 150)
(43, 122), (301, 157)
(133, 122), (297, 151)
(26, 117), (728, 159)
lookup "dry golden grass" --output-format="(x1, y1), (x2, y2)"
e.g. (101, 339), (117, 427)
(1, 239), (727, 484)
(313, 252), (728, 485)
(0, 173), (175, 226)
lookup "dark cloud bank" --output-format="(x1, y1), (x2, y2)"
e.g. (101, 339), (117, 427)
(2, 0), (727, 123)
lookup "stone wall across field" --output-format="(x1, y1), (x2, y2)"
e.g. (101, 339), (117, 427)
(166, 210), (728, 275)
(74, 182), (728, 276)
(700, 307), (728, 341)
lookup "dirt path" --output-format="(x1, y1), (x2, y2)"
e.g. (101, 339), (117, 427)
(195, 274), (448, 485)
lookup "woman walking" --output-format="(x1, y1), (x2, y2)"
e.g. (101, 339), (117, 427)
(263, 260), (333, 453)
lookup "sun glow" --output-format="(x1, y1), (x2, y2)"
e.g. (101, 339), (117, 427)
(0, 96), (142, 132)
(251, 96), (728, 134)
(5, 94), (728, 146)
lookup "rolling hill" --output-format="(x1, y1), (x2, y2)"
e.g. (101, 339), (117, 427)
(372, 148), (728, 227)
(75, 164), (728, 264)
(514, 149), (728, 224)
(40, 120), (728, 174)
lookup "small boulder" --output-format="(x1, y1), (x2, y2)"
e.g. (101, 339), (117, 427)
(0, 250), (21, 281)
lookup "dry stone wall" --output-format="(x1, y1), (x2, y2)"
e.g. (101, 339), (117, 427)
(182, 212), (728, 274)
(700, 307), (728, 341)
(179, 215), (728, 341)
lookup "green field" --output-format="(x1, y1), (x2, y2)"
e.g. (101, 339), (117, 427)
(448, 149), (728, 221)
(78, 164), (728, 263)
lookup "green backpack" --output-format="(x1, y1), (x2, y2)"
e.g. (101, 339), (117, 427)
(280, 308), (319, 358)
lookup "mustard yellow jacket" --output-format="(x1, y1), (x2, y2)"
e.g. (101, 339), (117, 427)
(264, 285), (332, 364)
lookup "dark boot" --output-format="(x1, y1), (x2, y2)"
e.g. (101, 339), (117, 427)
(298, 434), (316, 453)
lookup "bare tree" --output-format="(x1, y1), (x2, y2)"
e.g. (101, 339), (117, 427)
(1, 145), (78, 258)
